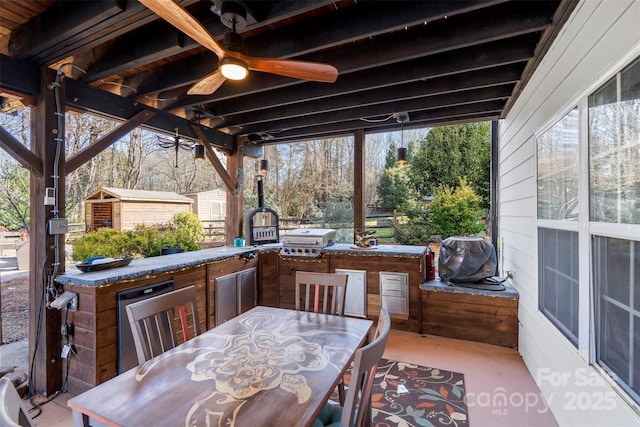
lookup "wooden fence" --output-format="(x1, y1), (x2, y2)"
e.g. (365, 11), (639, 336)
(50, 215), (397, 246)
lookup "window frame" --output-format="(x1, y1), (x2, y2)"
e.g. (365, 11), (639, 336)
(534, 51), (640, 411)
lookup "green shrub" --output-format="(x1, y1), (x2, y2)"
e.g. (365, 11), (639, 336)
(172, 211), (203, 243)
(71, 228), (140, 261)
(72, 212), (203, 261)
(428, 178), (485, 239)
(393, 201), (433, 245)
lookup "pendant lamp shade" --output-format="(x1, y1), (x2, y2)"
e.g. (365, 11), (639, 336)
(194, 144), (205, 160)
(259, 159), (269, 174)
(396, 146), (407, 164)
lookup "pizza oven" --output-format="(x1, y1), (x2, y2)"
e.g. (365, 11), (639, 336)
(244, 175), (280, 245)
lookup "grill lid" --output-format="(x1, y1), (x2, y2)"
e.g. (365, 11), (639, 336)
(281, 228), (336, 247)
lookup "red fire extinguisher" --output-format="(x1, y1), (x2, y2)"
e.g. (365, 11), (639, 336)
(426, 246), (436, 281)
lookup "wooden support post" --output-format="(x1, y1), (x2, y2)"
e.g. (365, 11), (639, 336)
(29, 67), (64, 395)
(225, 137), (243, 245)
(354, 129), (366, 237)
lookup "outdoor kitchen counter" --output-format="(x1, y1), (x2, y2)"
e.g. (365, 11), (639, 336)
(55, 243), (426, 287)
(56, 246), (262, 287)
(420, 277), (519, 348)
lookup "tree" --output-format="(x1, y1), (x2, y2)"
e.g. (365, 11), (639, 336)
(0, 109), (30, 230)
(0, 157), (30, 230)
(377, 143), (412, 209)
(408, 122), (490, 210)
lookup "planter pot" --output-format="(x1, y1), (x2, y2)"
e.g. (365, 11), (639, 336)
(160, 247), (184, 255)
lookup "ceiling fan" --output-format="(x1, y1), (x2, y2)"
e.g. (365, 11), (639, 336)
(139, 0), (339, 95)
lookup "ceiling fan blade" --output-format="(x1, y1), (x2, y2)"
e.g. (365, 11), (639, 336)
(188, 69), (227, 95)
(140, 0), (226, 58)
(244, 56), (338, 83)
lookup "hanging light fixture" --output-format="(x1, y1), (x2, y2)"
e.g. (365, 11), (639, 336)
(396, 112), (409, 164)
(193, 112), (206, 161)
(194, 144), (205, 160)
(157, 128), (196, 168)
(259, 145), (269, 174)
(259, 159), (269, 174)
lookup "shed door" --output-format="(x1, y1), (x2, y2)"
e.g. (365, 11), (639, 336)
(92, 203), (113, 231)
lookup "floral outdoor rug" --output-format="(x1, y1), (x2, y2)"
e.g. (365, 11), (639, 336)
(336, 358), (469, 427)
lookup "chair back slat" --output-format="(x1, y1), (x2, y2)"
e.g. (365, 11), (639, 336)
(126, 286), (200, 365)
(295, 271), (348, 315)
(342, 307), (391, 427)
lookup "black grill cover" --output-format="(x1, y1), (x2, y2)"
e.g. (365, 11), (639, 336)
(438, 236), (497, 283)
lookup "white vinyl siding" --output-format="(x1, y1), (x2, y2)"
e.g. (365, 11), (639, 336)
(498, 1), (640, 426)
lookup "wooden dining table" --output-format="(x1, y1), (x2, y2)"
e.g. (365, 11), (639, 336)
(68, 305), (372, 427)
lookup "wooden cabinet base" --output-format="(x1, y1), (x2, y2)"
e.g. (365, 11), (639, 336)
(420, 281), (519, 348)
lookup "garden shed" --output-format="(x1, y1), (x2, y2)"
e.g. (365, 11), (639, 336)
(185, 188), (226, 221)
(84, 187), (193, 232)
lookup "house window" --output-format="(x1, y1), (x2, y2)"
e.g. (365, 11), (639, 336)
(589, 57), (640, 224)
(536, 108), (580, 347)
(537, 108), (579, 220)
(590, 56), (640, 405)
(538, 228), (579, 345)
(593, 237), (640, 403)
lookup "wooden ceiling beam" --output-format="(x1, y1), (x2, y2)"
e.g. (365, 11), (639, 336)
(170, 22), (541, 115)
(263, 100), (505, 142)
(214, 36), (536, 134)
(3, 1), (201, 64)
(221, 65), (524, 129)
(63, 78), (234, 151)
(238, 85), (514, 136)
(0, 53), (234, 151)
(244, 0), (507, 58)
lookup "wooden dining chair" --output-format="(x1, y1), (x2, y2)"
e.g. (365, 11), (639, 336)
(295, 271), (349, 403)
(126, 285), (201, 365)
(312, 307), (391, 427)
(295, 271), (348, 315)
(0, 377), (34, 427)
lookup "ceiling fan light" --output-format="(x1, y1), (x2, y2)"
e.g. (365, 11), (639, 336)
(397, 147), (407, 164)
(220, 57), (248, 80)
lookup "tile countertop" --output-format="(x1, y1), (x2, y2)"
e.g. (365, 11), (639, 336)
(323, 243), (428, 257)
(56, 243), (428, 287)
(56, 246), (261, 287)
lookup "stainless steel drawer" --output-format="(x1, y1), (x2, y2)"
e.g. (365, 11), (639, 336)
(379, 272), (408, 297)
(380, 295), (408, 316)
(379, 272), (409, 316)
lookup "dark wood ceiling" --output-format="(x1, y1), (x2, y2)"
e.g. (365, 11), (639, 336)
(0, 0), (577, 151)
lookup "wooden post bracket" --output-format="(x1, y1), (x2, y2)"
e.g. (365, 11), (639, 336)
(0, 125), (43, 176)
(190, 124), (241, 195)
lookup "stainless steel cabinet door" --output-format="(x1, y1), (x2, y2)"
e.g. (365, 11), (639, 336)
(237, 267), (257, 314)
(335, 268), (367, 318)
(215, 273), (237, 325)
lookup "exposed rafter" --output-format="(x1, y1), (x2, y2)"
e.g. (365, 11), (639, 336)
(0, 0), (576, 145)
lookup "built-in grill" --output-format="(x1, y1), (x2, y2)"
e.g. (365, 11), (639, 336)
(244, 175), (279, 245)
(280, 228), (336, 257)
